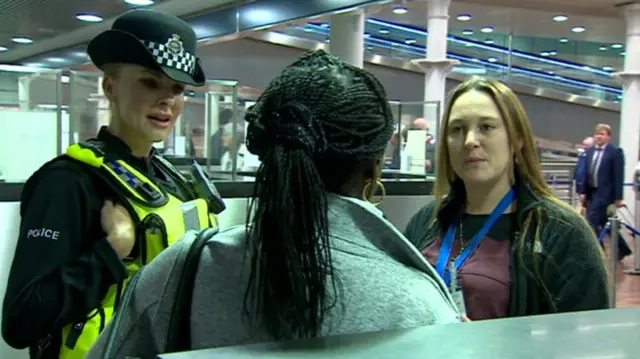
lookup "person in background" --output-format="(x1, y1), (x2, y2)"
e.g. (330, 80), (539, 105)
(2, 10), (217, 359)
(574, 136), (594, 193)
(85, 50), (460, 358)
(404, 78), (609, 321)
(578, 124), (631, 260)
(208, 108), (234, 163)
(220, 122), (247, 171)
(411, 118), (436, 173)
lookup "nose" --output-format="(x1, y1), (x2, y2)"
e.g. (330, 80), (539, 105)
(464, 129), (480, 148)
(158, 94), (176, 108)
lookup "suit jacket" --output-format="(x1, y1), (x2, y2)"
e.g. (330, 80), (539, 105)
(579, 144), (624, 204)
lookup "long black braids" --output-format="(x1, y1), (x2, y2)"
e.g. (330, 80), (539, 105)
(243, 50), (394, 340)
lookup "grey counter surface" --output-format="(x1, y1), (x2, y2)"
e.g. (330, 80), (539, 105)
(159, 307), (640, 359)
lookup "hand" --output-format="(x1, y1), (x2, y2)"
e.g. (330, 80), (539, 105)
(101, 200), (135, 259)
(615, 200), (624, 208)
(461, 315), (472, 323)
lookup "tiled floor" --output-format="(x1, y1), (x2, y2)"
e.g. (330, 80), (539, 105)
(615, 255), (640, 307)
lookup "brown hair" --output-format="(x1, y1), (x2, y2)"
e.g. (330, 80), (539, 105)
(433, 77), (603, 310)
(594, 123), (612, 136)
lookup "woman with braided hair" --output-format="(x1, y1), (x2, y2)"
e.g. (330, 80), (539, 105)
(86, 50), (460, 358)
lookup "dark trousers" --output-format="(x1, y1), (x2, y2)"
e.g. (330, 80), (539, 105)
(586, 187), (632, 258)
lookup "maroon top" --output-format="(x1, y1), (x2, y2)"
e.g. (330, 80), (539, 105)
(423, 213), (514, 320)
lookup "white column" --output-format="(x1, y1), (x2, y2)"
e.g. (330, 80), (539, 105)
(329, 10), (365, 68)
(411, 0), (459, 132)
(18, 75), (31, 111)
(614, 3), (640, 220)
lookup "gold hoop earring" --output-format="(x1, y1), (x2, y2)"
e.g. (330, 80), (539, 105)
(362, 178), (386, 206)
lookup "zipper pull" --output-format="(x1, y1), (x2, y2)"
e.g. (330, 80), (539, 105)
(64, 322), (85, 349)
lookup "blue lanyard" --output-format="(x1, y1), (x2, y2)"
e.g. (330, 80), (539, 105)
(436, 187), (516, 286)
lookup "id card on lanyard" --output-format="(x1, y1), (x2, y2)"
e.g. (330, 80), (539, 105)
(435, 187), (516, 289)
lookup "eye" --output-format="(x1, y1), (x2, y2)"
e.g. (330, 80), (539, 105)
(480, 123), (495, 132)
(171, 84), (186, 96)
(449, 125), (463, 134)
(140, 78), (159, 89)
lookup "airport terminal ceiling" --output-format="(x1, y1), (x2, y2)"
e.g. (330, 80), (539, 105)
(269, 0), (628, 102)
(0, 0), (630, 103)
(0, 0), (239, 63)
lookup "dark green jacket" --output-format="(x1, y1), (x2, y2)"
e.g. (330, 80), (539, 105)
(404, 178), (610, 317)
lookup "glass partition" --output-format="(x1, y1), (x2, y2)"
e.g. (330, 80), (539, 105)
(220, 98), (440, 182)
(386, 101), (439, 178)
(0, 64), (439, 183)
(0, 66), (65, 182)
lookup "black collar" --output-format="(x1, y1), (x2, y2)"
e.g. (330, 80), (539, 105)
(95, 126), (156, 176)
(437, 170), (542, 232)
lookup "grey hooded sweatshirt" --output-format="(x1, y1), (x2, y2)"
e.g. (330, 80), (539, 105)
(86, 194), (460, 358)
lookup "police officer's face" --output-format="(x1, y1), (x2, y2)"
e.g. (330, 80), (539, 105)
(104, 64), (186, 144)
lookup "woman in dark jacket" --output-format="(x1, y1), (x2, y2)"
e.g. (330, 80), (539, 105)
(404, 78), (609, 320)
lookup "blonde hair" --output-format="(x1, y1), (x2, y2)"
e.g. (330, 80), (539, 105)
(595, 123), (612, 136)
(432, 77), (603, 309)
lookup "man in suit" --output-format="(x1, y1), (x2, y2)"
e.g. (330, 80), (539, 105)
(579, 124), (632, 259)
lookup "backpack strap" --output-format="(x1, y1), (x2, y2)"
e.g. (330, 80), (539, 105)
(165, 227), (219, 353)
(100, 227), (218, 358)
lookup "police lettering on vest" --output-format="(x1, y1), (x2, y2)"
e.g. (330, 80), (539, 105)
(26, 228), (60, 240)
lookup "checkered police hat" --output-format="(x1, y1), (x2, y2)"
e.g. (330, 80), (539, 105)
(87, 9), (205, 86)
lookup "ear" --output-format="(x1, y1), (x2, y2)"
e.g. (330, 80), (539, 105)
(101, 75), (116, 102)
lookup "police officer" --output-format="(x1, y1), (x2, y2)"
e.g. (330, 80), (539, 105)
(2, 9), (218, 359)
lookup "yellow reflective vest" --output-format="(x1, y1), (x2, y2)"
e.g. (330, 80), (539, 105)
(57, 141), (218, 359)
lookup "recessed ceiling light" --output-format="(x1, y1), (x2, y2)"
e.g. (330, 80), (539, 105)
(559, 38), (568, 43)
(611, 43), (623, 49)
(549, 50), (558, 56)
(484, 38), (494, 44)
(462, 29), (474, 36)
(488, 57), (498, 63)
(599, 46), (607, 51)
(76, 13), (103, 22)
(0, 46), (7, 52)
(571, 26), (586, 33)
(393, 6), (408, 14)
(320, 23), (329, 28)
(48, 57), (66, 63)
(602, 66), (614, 71)
(124, 0), (154, 5)
(553, 15), (568, 22)
(404, 38), (416, 44)
(12, 37), (33, 44)
(480, 26), (494, 33)
(541, 51), (550, 56)
(621, 51), (626, 56)
(547, 71), (554, 75)
(457, 14), (472, 21)
(379, 28), (390, 34)
(364, 32), (371, 38)
(366, 46), (374, 50)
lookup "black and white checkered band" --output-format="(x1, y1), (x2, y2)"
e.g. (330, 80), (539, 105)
(143, 37), (196, 76)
